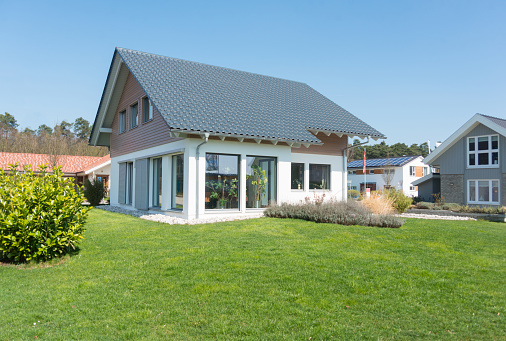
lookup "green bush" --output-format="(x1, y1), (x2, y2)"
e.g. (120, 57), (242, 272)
(0, 165), (90, 262)
(347, 189), (360, 199)
(83, 178), (105, 206)
(264, 200), (404, 228)
(382, 189), (413, 213)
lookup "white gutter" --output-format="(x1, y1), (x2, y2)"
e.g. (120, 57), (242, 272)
(195, 133), (209, 219)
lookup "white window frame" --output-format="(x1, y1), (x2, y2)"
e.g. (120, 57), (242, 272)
(142, 97), (153, 123)
(467, 134), (499, 168)
(130, 103), (138, 129)
(409, 186), (416, 191)
(467, 179), (500, 205)
(119, 110), (126, 133)
(409, 166), (416, 176)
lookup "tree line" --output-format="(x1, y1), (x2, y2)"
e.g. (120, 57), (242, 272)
(0, 112), (108, 157)
(347, 139), (429, 161)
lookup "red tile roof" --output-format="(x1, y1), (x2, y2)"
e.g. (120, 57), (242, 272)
(0, 152), (110, 174)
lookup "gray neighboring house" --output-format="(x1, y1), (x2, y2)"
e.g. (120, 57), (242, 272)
(423, 114), (506, 206)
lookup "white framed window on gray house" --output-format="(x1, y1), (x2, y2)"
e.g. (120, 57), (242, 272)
(468, 135), (499, 168)
(246, 156), (277, 208)
(126, 161), (134, 205)
(119, 110), (126, 133)
(291, 163), (304, 190)
(130, 103), (138, 129)
(468, 179), (499, 205)
(142, 97), (153, 123)
(152, 157), (162, 207)
(205, 153), (240, 210)
(309, 164), (330, 190)
(172, 154), (184, 210)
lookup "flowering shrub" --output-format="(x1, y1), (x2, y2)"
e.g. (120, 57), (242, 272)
(0, 165), (89, 262)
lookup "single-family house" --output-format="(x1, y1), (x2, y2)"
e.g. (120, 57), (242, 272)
(423, 114), (506, 206)
(89, 48), (385, 220)
(0, 152), (111, 190)
(347, 156), (428, 197)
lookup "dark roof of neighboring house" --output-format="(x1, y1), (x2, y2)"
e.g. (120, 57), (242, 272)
(102, 48), (385, 144)
(481, 114), (506, 129)
(0, 152), (110, 174)
(348, 155), (421, 168)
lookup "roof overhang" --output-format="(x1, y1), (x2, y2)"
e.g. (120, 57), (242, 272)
(169, 129), (323, 148)
(89, 51), (127, 147)
(424, 114), (506, 165)
(308, 129), (385, 141)
(412, 173), (440, 186)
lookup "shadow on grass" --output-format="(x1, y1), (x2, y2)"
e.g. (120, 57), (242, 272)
(0, 246), (81, 270)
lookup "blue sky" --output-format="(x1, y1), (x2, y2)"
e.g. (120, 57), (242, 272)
(1, 0), (504, 146)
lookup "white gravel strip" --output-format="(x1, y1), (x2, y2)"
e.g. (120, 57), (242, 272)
(96, 205), (477, 224)
(95, 205), (264, 225)
(397, 213), (476, 221)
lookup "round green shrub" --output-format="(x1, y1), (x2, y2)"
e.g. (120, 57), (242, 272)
(0, 165), (90, 262)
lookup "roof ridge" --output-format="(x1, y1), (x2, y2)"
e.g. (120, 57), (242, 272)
(115, 47), (309, 86)
(478, 113), (506, 122)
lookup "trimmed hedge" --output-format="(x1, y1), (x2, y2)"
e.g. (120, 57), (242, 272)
(0, 165), (90, 262)
(264, 200), (404, 228)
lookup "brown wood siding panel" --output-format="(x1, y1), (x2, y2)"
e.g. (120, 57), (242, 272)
(110, 72), (181, 157)
(416, 166), (423, 177)
(291, 134), (347, 156)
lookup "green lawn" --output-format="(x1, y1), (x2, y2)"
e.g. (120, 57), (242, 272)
(1, 209), (504, 340)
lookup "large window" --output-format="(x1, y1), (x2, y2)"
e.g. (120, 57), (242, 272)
(142, 97), (153, 123)
(205, 154), (239, 209)
(172, 154), (184, 209)
(119, 110), (126, 133)
(152, 158), (162, 207)
(468, 135), (499, 167)
(126, 162), (133, 205)
(246, 156), (277, 208)
(291, 163), (304, 190)
(130, 103), (138, 129)
(468, 179), (499, 204)
(309, 164), (330, 189)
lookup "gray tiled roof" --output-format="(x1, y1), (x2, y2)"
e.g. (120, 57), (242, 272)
(116, 48), (385, 143)
(481, 114), (506, 130)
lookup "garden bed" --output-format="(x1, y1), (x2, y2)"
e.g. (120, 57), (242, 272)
(407, 208), (506, 222)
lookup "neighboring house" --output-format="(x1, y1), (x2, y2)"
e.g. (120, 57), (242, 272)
(89, 48), (385, 220)
(423, 114), (506, 206)
(411, 172), (441, 202)
(0, 152), (111, 190)
(347, 156), (428, 197)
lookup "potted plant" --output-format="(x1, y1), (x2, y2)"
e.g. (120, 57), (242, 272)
(248, 164), (267, 208)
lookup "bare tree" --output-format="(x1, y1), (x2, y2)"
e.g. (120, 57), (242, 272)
(381, 158), (395, 189)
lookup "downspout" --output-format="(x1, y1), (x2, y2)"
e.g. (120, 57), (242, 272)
(342, 136), (370, 201)
(195, 133), (209, 220)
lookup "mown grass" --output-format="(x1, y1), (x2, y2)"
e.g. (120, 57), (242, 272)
(0, 209), (504, 340)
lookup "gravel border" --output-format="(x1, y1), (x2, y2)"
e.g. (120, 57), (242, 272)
(96, 205), (477, 224)
(95, 205), (264, 225)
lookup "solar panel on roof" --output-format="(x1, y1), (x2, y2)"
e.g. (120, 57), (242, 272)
(347, 156), (416, 168)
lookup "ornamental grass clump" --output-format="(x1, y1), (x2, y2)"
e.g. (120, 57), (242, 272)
(0, 164), (90, 263)
(361, 192), (395, 215)
(264, 199), (404, 228)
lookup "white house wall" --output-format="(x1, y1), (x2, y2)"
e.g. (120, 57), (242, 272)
(110, 138), (346, 221)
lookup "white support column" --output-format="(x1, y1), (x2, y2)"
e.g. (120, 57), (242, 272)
(240, 154), (247, 213)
